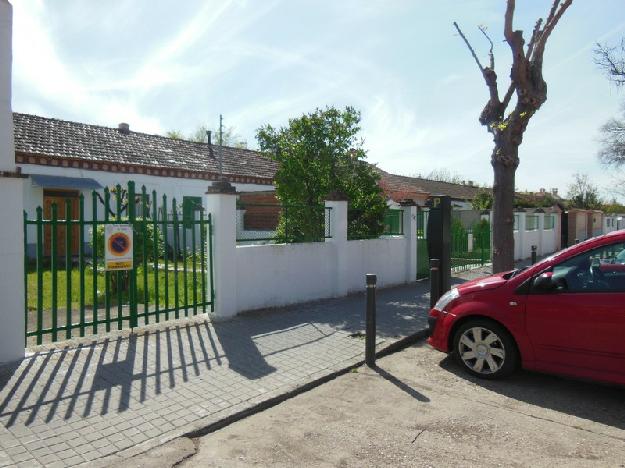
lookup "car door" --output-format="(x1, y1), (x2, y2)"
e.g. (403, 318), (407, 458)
(525, 241), (625, 378)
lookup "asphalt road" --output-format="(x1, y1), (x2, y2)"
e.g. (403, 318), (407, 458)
(117, 343), (625, 467)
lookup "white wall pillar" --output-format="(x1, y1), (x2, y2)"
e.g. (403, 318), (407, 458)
(205, 182), (237, 319)
(402, 204), (417, 282)
(325, 199), (348, 297)
(537, 212), (545, 256)
(0, 0), (24, 365)
(515, 211), (526, 261)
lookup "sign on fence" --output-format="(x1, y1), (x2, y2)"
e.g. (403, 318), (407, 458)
(105, 224), (134, 270)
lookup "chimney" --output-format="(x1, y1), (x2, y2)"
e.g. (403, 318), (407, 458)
(551, 188), (558, 196)
(468, 180), (474, 187)
(118, 122), (130, 135)
(206, 130), (212, 145)
(539, 188), (545, 193)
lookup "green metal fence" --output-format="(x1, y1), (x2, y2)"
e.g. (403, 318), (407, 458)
(416, 209), (429, 279)
(24, 181), (214, 345)
(451, 215), (491, 273)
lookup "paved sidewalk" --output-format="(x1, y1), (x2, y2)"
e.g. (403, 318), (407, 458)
(0, 276), (452, 467)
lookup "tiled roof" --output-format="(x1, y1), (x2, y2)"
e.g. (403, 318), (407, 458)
(13, 113), (278, 181)
(378, 170), (486, 201)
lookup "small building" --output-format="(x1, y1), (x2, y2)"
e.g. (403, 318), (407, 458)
(14, 112), (279, 256)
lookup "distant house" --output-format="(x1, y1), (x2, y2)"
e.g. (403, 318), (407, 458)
(377, 170), (484, 209)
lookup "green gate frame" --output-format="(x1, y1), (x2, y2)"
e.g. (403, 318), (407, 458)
(24, 181), (215, 345)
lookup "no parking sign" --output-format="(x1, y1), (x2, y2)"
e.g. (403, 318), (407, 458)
(104, 224), (133, 270)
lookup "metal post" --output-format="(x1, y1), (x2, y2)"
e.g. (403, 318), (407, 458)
(531, 245), (537, 264)
(430, 258), (441, 309)
(365, 273), (377, 368)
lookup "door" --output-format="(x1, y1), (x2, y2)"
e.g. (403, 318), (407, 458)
(525, 241), (625, 378)
(43, 190), (80, 257)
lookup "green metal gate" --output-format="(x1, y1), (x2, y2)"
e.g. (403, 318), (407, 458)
(23, 181), (214, 345)
(416, 209), (429, 279)
(451, 212), (491, 272)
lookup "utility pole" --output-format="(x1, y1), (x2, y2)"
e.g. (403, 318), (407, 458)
(218, 114), (223, 146)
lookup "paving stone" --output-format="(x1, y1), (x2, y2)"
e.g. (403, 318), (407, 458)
(0, 280), (438, 466)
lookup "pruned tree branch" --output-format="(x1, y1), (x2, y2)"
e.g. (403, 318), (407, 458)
(478, 25), (495, 69)
(453, 21), (484, 72)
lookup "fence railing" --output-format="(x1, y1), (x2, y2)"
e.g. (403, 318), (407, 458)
(451, 215), (491, 273)
(236, 202), (332, 244)
(347, 208), (404, 240)
(23, 181), (214, 345)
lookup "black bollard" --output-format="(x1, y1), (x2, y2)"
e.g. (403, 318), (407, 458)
(531, 245), (537, 264)
(365, 274), (377, 368)
(430, 258), (441, 310)
(575, 238), (580, 244)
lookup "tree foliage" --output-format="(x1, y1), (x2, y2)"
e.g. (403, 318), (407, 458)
(471, 188), (493, 210)
(567, 173), (602, 210)
(256, 106), (387, 241)
(166, 125), (247, 148)
(454, 0), (573, 272)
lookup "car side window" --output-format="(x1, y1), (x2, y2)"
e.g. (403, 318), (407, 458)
(551, 242), (625, 293)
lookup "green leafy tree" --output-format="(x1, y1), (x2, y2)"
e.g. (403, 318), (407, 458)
(256, 106), (387, 241)
(472, 188), (493, 210)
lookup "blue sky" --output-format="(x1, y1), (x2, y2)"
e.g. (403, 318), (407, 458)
(11, 0), (625, 199)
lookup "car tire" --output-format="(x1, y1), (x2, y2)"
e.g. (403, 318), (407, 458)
(452, 318), (518, 379)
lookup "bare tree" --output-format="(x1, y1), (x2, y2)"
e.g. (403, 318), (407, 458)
(595, 39), (625, 87)
(595, 40), (625, 191)
(454, 0), (573, 272)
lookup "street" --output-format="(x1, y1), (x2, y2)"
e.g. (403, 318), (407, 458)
(120, 342), (625, 467)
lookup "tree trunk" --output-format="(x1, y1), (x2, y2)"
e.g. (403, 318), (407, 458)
(491, 146), (517, 273)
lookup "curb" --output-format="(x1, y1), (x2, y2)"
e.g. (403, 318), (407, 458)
(185, 328), (430, 439)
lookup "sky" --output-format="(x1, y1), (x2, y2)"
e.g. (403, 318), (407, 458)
(10, 0), (625, 200)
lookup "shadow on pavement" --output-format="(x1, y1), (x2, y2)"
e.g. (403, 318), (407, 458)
(374, 365), (430, 402)
(0, 280), (432, 429)
(439, 355), (625, 431)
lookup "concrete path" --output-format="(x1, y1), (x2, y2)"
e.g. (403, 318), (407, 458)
(1, 272), (467, 467)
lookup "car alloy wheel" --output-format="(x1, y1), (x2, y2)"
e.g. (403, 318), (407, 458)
(457, 326), (506, 375)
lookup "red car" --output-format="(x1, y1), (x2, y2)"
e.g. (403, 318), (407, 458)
(428, 230), (625, 385)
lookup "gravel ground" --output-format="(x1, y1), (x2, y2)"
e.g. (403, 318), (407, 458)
(118, 342), (625, 468)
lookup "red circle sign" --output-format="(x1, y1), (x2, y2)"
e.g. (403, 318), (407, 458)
(108, 232), (131, 257)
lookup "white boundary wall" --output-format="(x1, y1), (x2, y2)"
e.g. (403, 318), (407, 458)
(209, 191), (417, 318)
(513, 211), (560, 261)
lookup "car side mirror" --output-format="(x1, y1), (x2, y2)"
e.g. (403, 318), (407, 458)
(533, 272), (555, 292)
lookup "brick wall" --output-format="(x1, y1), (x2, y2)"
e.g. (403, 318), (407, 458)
(238, 192), (280, 230)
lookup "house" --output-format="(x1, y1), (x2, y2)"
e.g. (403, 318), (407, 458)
(14, 112), (279, 255)
(376, 170), (484, 209)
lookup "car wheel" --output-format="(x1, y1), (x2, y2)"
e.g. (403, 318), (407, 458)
(452, 319), (518, 379)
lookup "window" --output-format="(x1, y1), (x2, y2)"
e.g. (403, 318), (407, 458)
(525, 215), (538, 231)
(182, 196), (203, 228)
(548, 242), (625, 293)
(544, 215), (554, 230)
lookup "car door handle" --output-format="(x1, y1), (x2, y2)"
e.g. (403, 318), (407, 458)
(509, 301), (518, 306)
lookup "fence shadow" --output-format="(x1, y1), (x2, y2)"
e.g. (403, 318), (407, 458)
(1, 279), (433, 430)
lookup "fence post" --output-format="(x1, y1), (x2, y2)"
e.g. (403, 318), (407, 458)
(0, 1), (26, 364)
(365, 273), (377, 367)
(325, 194), (348, 297)
(205, 179), (238, 319)
(430, 258), (441, 309)
(399, 201), (417, 282)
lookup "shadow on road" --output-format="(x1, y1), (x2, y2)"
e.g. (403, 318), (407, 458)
(439, 355), (625, 431)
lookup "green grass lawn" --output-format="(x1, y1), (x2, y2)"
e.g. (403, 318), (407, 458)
(26, 261), (211, 312)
